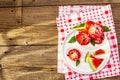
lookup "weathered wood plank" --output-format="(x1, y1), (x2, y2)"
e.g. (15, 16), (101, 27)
(0, 0), (120, 7)
(115, 22), (120, 44)
(22, 6), (58, 25)
(0, 45), (65, 80)
(0, 0), (120, 8)
(23, 0), (109, 6)
(22, 0), (120, 6)
(0, 25), (57, 45)
(2, 68), (64, 80)
(0, 68), (2, 80)
(0, 0), (15, 7)
(111, 4), (120, 22)
(0, 46), (58, 67)
(15, 0), (22, 25)
(0, 0), (23, 25)
(0, 8), (16, 25)
(110, 0), (120, 3)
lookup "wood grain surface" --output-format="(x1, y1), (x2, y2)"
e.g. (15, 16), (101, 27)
(0, 0), (120, 80)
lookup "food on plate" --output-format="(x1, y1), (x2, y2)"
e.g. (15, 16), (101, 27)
(71, 21), (110, 46)
(85, 52), (104, 71)
(85, 52), (96, 63)
(86, 21), (105, 44)
(94, 49), (105, 55)
(76, 31), (91, 45)
(67, 49), (81, 61)
(63, 20), (111, 74)
(94, 36), (104, 44)
(89, 56), (104, 71)
(72, 23), (86, 31)
(86, 21), (104, 39)
(72, 23), (87, 33)
(67, 49), (81, 66)
(85, 52), (91, 63)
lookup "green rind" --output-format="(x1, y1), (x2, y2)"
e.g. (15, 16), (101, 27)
(72, 23), (86, 30)
(85, 52), (90, 63)
(88, 58), (97, 72)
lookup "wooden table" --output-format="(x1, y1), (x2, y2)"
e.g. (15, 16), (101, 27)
(0, 0), (120, 80)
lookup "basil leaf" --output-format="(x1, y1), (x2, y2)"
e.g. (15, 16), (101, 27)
(73, 23), (85, 29)
(68, 36), (76, 43)
(103, 26), (110, 32)
(76, 60), (80, 66)
(91, 39), (95, 46)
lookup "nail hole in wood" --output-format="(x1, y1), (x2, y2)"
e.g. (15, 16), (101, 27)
(9, 38), (13, 40)
(17, 20), (20, 23)
(11, 10), (14, 12)
(26, 42), (28, 45)
(4, 51), (8, 54)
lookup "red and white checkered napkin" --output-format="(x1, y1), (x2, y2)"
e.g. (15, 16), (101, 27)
(56, 5), (120, 80)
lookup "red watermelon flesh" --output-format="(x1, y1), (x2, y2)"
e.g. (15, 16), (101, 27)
(85, 52), (104, 71)
(89, 56), (104, 71)
(90, 54), (96, 59)
(94, 49), (105, 55)
(92, 58), (103, 68)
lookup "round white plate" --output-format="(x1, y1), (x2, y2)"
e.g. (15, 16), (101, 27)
(63, 30), (111, 74)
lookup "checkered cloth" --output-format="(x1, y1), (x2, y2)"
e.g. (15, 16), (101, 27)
(56, 5), (120, 80)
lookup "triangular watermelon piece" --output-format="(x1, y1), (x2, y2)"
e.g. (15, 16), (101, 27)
(89, 57), (104, 71)
(85, 52), (90, 63)
(85, 52), (104, 71)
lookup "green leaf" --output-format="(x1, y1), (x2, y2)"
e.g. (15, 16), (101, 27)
(103, 26), (110, 32)
(72, 23), (85, 29)
(91, 39), (95, 46)
(76, 60), (80, 66)
(68, 36), (76, 43)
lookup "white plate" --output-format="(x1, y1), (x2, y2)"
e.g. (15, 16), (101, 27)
(63, 30), (111, 74)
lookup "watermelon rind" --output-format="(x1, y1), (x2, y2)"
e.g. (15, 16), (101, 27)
(88, 58), (97, 72)
(72, 23), (86, 30)
(85, 52), (90, 63)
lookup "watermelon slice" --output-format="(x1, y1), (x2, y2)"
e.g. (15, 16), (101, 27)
(85, 52), (104, 71)
(85, 52), (96, 63)
(89, 57), (104, 71)
(72, 23), (86, 31)
(85, 52), (90, 63)
(94, 49), (105, 56)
